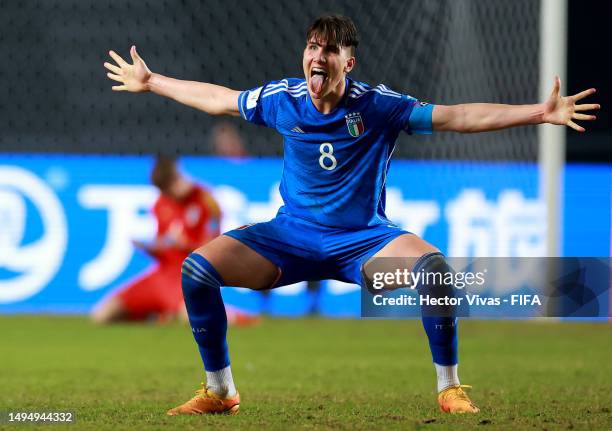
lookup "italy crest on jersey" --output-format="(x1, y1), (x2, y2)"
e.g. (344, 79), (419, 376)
(345, 112), (365, 137)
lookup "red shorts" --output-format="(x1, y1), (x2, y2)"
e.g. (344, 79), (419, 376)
(117, 265), (183, 320)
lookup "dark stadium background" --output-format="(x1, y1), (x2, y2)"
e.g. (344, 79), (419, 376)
(566, 1), (610, 161)
(0, 0), (608, 160)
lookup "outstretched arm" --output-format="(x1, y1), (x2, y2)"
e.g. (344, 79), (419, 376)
(432, 77), (600, 133)
(104, 46), (241, 116)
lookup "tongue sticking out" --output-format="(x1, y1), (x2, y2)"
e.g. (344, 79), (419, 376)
(311, 74), (325, 94)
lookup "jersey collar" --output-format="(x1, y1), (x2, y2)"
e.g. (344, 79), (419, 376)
(306, 77), (352, 118)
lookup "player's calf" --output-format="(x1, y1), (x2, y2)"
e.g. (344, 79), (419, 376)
(180, 253), (237, 399)
(411, 253), (479, 413)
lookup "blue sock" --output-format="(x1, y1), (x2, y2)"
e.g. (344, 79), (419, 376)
(414, 252), (459, 366)
(181, 253), (229, 371)
(421, 316), (458, 365)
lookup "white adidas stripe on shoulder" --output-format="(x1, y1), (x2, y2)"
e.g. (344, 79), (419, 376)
(373, 87), (402, 98)
(348, 82), (370, 99)
(349, 84), (402, 99)
(262, 80), (307, 98)
(378, 84), (402, 97)
(263, 80), (307, 93)
(262, 81), (287, 95)
(262, 87), (308, 98)
(351, 81), (370, 92)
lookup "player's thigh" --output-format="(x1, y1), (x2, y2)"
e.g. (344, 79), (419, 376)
(193, 234), (279, 290)
(362, 233), (439, 283)
(372, 233), (439, 259)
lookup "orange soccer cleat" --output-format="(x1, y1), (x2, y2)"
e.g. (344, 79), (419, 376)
(167, 385), (240, 416)
(437, 385), (480, 414)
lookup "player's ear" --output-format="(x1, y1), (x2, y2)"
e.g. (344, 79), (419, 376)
(344, 56), (356, 74)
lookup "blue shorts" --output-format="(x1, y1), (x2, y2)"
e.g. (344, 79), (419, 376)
(224, 213), (410, 287)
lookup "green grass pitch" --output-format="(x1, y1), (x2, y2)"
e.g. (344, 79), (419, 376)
(1, 316), (610, 430)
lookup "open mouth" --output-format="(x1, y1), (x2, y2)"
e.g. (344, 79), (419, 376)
(310, 68), (328, 94)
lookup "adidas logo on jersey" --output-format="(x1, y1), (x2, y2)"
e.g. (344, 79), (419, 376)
(291, 126), (305, 133)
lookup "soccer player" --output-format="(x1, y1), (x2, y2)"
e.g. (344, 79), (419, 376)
(104, 15), (599, 414)
(91, 157), (221, 323)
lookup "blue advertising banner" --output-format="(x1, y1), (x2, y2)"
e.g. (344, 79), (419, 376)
(0, 155), (609, 316)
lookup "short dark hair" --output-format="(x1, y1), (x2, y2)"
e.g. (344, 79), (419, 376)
(151, 156), (179, 191)
(306, 15), (359, 55)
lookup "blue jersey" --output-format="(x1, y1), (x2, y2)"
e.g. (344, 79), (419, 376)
(237, 77), (434, 229)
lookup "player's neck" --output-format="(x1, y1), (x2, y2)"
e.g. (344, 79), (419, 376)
(168, 179), (193, 201)
(310, 78), (346, 114)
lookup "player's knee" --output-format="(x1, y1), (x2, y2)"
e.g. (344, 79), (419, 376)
(415, 252), (468, 316)
(414, 252), (449, 276)
(413, 252), (455, 295)
(90, 309), (107, 324)
(90, 299), (122, 324)
(181, 252), (223, 290)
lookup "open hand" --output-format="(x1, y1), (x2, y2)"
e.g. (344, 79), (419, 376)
(104, 46), (151, 92)
(542, 76), (600, 132)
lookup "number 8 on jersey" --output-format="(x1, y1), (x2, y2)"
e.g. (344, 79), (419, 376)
(319, 143), (337, 170)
